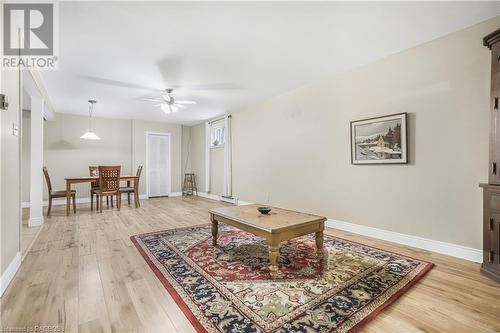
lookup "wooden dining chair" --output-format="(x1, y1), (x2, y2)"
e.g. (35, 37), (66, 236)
(43, 166), (76, 216)
(98, 165), (121, 213)
(120, 165), (142, 208)
(89, 166), (100, 211)
(90, 165), (114, 210)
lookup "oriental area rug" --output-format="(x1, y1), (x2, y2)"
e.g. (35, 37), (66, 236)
(131, 224), (432, 333)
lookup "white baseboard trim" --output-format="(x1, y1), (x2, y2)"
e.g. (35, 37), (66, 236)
(0, 252), (21, 297)
(197, 192), (252, 206)
(28, 216), (44, 227)
(198, 192), (222, 201)
(220, 196), (237, 204)
(169, 192), (182, 197)
(326, 219), (483, 263)
(237, 200), (253, 206)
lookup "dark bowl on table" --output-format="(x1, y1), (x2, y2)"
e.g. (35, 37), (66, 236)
(258, 206), (272, 215)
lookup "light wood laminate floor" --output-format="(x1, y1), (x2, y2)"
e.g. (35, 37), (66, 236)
(21, 208), (43, 259)
(1, 197), (499, 333)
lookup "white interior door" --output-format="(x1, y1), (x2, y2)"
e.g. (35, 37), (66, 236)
(147, 133), (170, 197)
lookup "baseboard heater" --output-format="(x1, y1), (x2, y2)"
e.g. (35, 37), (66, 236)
(221, 196), (238, 205)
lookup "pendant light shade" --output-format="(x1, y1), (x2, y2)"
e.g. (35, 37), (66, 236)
(80, 100), (100, 140)
(80, 131), (100, 140)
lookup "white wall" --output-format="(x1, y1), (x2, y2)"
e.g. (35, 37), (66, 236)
(190, 17), (499, 250)
(1, 68), (21, 276)
(0, 12), (2, 275)
(1, 7), (23, 294)
(190, 123), (206, 192)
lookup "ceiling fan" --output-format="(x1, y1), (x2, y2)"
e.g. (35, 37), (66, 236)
(141, 88), (196, 114)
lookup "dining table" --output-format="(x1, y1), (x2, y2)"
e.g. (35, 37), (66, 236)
(64, 175), (139, 216)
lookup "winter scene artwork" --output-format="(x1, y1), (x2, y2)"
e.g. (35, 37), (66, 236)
(351, 113), (408, 165)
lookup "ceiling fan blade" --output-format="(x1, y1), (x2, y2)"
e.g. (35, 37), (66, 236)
(78, 75), (163, 92)
(173, 104), (186, 108)
(175, 100), (196, 105)
(176, 83), (241, 91)
(140, 98), (163, 102)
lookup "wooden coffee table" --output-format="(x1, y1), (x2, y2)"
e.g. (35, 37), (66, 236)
(209, 204), (326, 278)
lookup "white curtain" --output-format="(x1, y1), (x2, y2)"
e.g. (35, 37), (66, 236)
(205, 122), (211, 193)
(223, 115), (232, 198)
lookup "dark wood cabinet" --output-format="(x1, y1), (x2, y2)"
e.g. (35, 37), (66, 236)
(480, 184), (500, 282)
(481, 28), (500, 283)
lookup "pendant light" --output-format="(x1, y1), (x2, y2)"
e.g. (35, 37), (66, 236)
(80, 100), (100, 140)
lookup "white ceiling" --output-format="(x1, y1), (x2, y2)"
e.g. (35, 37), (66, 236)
(41, 1), (500, 125)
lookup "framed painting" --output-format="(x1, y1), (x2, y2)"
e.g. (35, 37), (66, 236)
(350, 112), (408, 165)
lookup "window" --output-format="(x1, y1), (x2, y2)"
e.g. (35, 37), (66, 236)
(210, 125), (225, 147)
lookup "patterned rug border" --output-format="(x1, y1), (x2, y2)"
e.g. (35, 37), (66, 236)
(348, 260), (432, 333)
(131, 233), (207, 333)
(130, 223), (434, 333)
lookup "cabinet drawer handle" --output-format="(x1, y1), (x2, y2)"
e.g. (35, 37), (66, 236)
(496, 97), (499, 110)
(490, 218), (495, 230)
(493, 162), (497, 175)
(489, 250), (494, 262)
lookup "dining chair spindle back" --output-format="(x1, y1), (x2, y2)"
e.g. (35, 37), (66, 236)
(98, 165), (121, 213)
(89, 166), (100, 211)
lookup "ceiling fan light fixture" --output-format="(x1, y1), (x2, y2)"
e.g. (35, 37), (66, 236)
(161, 104), (171, 114)
(149, 88), (196, 115)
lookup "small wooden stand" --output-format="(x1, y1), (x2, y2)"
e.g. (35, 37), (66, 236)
(182, 173), (198, 196)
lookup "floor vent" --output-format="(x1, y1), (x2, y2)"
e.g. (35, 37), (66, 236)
(221, 196), (237, 205)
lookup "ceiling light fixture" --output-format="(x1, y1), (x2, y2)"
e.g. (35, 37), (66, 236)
(143, 88), (196, 115)
(161, 104), (171, 114)
(162, 94), (172, 103)
(80, 100), (100, 140)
